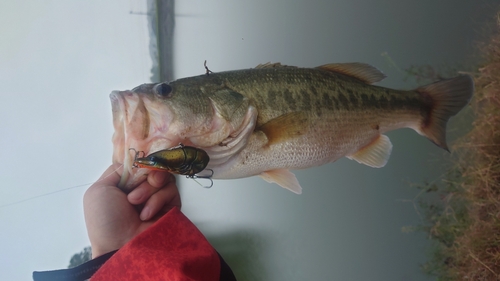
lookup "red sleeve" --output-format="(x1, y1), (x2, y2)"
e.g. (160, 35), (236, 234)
(92, 207), (221, 281)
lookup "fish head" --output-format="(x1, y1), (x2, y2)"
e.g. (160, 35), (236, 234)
(110, 80), (217, 191)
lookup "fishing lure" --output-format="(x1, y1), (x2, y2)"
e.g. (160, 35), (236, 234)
(0, 144), (212, 208)
(131, 144), (213, 188)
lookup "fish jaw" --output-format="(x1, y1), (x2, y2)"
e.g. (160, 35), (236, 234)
(110, 90), (178, 191)
(110, 82), (254, 191)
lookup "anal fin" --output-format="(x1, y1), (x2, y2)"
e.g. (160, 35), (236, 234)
(346, 135), (393, 168)
(260, 169), (302, 194)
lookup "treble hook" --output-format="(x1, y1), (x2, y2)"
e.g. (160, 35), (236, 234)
(189, 169), (214, 188)
(129, 148), (145, 168)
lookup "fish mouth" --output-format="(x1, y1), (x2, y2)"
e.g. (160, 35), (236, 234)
(110, 90), (176, 192)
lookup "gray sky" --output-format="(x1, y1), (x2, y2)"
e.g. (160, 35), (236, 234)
(0, 1), (152, 279)
(1, 0), (497, 280)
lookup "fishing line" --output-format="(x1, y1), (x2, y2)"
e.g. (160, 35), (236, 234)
(0, 165), (123, 208)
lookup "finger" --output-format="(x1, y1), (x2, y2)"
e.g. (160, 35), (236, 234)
(84, 164), (125, 209)
(148, 171), (174, 188)
(127, 171), (175, 205)
(84, 184), (130, 227)
(139, 178), (180, 221)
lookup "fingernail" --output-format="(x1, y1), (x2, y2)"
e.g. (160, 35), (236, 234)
(140, 206), (151, 221)
(129, 189), (144, 202)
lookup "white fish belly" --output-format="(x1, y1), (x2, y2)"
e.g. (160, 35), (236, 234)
(210, 112), (389, 179)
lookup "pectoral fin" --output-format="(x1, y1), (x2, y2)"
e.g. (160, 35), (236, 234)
(347, 135), (393, 168)
(258, 112), (310, 146)
(260, 169), (302, 194)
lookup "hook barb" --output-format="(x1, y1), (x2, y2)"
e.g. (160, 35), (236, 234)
(189, 169), (214, 188)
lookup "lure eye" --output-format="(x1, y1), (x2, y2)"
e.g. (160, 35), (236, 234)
(153, 83), (172, 98)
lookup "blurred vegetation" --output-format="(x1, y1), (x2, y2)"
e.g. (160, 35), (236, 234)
(405, 11), (500, 281)
(404, 63), (471, 85)
(68, 246), (92, 268)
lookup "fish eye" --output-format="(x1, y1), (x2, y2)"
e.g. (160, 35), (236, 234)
(153, 83), (172, 98)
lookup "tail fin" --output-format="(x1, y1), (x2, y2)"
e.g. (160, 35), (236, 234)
(416, 75), (474, 151)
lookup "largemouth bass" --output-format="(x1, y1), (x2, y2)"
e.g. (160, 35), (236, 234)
(111, 62), (473, 193)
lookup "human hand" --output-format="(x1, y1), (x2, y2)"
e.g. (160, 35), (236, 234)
(83, 164), (180, 258)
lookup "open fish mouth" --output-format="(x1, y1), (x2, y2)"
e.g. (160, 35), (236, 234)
(110, 90), (176, 192)
(110, 90), (149, 191)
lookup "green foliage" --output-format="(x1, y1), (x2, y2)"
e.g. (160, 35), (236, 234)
(405, 12), (500, 278)
(412, 170), (471, 280)
(68, 246), (92, 269)
(404, 63), (469, 85)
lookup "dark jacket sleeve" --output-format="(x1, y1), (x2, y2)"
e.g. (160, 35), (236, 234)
(33, 207), (236, 281)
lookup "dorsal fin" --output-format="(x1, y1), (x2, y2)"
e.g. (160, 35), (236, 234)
(316, 63), (386, 84)
(255, 62), (297, 69)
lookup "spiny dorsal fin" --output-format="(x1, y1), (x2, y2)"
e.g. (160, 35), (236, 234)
(316, 63), (386, 84)
(260, 169), (302, 194)
(346, 134), (393, 168)
(255, 62), (298, 69)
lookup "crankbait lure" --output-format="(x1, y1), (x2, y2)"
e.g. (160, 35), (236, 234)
(131, 144), (213, 188)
